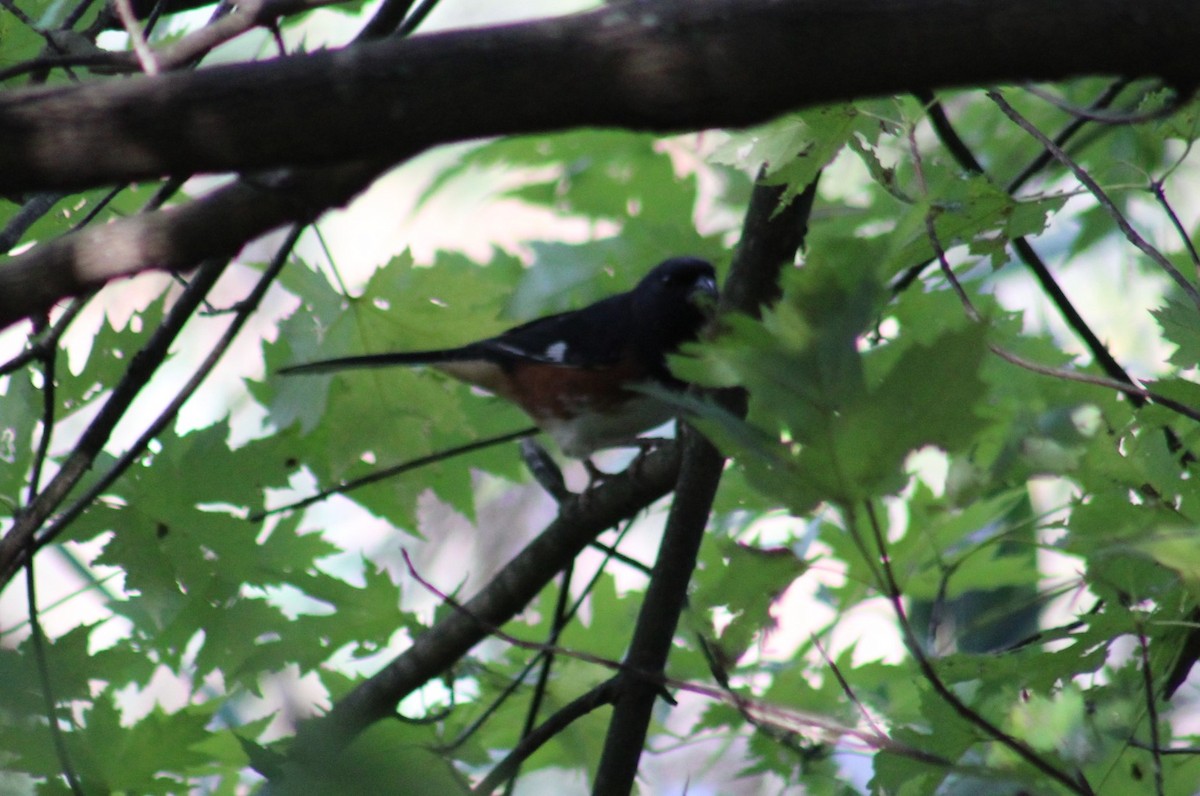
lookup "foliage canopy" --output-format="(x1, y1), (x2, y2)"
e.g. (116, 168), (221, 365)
(2, 1), (1200, 794)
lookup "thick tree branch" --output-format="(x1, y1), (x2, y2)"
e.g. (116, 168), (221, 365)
(1, 0), (1196, 330)
(0, 0), (1194, 194)
(0, 161), (384, 329)
(593, 178), (818, 794)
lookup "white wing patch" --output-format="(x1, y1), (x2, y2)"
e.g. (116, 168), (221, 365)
(542, 341), (569, 363)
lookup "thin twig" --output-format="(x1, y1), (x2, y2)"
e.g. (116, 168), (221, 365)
(0, 297), (90, 377)
(1136, 627), (1166, 796)
(586, 540), (651, 575)
(0, 49), (122, 84)
(0, 0), (350, 81)
(0, 569), (122, 638)
(63, 0), (102, 28)
(0, 193), (65, 254)
(811, 634), (888, 741)
(442, 521), (638, 754)
(1007, 79), (1131, 193)
(694, 632), (844, 765)
(907, 125), (1200, 426)
(112, 0), (159, 74)
(474, 680), (619, 795)
(1001, 599), (1100, 654)
(1022, 84), (1184, 125)
(1005, 81), (1132, 193)
(906, 125), (979, 323)
(893, 80), (1132, 294)
(504, 562), (575, 796)
(247, 427), (539, 521)
(1128, 739), (1200, 756)
(989, 89), (1200, 314)
(400, 550), (634, 682)
(395, 0), (441, 36)
(918, 90), (1143, 403)
(24, 557), (85, 796)
(983, 345), (1200, 424)
(354, 0), (418, 39)
(401, 551), (904, 756)
(152, 0), (348, 68)
(26, 327), (56, 505)
(1150, 180), (1200, 275)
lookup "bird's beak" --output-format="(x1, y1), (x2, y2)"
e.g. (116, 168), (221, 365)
(690, 276), (719, 312)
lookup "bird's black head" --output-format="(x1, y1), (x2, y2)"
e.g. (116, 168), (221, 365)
(630, 257), (718, 368)
(635, 256), (718, 309)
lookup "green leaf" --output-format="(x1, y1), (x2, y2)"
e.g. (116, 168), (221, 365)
(0, 369), (42, 505)
(0, 13), (47, 74)
(1154, 297), (1200, 368)
(692, 540), (808, 662)
(712, 105), (868, 203)
(1130, 530), (1200, 595)
(276, 719), (468, 795)
(73, 696), (213, 793)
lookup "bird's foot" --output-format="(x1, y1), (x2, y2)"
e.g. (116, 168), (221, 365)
(520, 438), (571, 504)
(624, 437), (670, 482)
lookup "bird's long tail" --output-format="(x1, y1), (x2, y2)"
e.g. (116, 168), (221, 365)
(279, 348), (479, 375)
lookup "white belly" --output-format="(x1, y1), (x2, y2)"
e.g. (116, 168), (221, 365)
(540, 395), (677, 458)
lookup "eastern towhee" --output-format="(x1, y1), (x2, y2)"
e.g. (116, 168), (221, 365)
(282, 257), (718, 459)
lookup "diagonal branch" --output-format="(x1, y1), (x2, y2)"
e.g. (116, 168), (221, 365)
(23, 227), (305, 571)
(248, 426), (539, 520)
(283, 443), (683, 763)
(0, 0), (1196, 194)
(0, 256), (231, 590)
(473, 680), (619, 796)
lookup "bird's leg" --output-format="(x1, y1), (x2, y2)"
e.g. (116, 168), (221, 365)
(584, 438), (667, 491)
(630, 437), (670, 452)
(624, 437), (666, 484)
(520, 438), (572, 504)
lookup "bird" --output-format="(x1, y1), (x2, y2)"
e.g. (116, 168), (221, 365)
(281, 257), (719, 460)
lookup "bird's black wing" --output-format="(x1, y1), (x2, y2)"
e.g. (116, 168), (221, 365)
(477, 292), (634, 369)
(281, 286), (639, 375)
